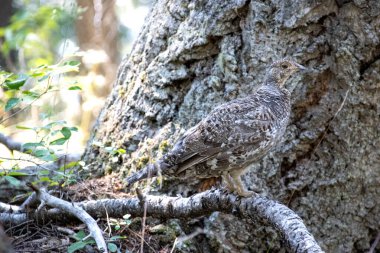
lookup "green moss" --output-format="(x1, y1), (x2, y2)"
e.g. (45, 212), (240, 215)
(159, 140), (171, 153)
(118, 86), (125, 97)
(136, 155), (149, 170)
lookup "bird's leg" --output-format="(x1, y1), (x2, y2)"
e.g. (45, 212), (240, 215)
(221, 173), (235, 193)
(230, 171), (256, 198)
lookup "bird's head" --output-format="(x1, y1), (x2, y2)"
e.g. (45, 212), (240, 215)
(265, 58), (306, 87)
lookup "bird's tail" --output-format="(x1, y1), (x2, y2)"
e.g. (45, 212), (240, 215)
(125, 163), (159, 186)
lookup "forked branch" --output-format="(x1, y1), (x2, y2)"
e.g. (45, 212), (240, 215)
(1, 189), (323, 253)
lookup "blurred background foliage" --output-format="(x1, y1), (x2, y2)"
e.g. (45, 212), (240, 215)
(0, 0), (152, 170)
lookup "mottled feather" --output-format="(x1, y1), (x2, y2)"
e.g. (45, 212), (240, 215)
(126, 59), (305, 196)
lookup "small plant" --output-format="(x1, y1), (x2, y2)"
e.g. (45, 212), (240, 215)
(67, 230), (96, 253)
(0, 58), (83, 187)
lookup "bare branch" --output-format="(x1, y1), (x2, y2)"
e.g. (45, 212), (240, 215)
(29, 184), (108, 253)
(0, 202), (22, 213)
(1, 190), (323, 252)
(0, 133), (81, 164)
(0, 133), (23, 152)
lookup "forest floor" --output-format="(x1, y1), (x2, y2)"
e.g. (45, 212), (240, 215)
(6, 175), (175, 253)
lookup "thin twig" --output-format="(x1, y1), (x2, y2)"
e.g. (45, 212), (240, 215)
(126, 227), (157, 253)
(313, 89), (350, 153)
(137, 188), (148, 253)
(287, 89), (351, 205)
(369, 231), (380, 253)
(170, 228), (204, 253)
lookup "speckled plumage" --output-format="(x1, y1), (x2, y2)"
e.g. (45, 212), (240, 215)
(126, 59), (305, 196)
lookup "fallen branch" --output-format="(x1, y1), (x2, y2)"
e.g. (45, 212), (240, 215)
(0, 202), (22, 213)
(28, 184), (108, 253)
(1, 189), (324, 252)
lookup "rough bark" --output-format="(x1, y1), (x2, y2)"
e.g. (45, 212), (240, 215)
(83, 0), (380, 252)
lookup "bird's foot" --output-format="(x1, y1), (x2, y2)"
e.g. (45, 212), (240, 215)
(221, 186), (232, 195)
(236, 189), (257, 198)
(221, 185), (257, 198)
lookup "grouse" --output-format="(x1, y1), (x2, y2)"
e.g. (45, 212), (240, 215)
(126, 59), (305, 197)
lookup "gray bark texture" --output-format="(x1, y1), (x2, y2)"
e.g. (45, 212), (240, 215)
(83, 0), (380, 252)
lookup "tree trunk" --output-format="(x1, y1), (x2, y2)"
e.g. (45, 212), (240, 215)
(83, 0), (380, 252)
(76, 0), (119, 95)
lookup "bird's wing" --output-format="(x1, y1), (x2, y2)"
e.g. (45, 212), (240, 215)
(173, 97), (276, 174)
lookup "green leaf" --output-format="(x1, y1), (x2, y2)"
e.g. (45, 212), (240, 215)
(3, 176), (21, 186)
(22, 90), (40, 98)
(33, 149), (56, 161)
(109, 235), (125, 240)
(38, 75), (50, 82)
(38, 170), (50, 175)
(38, 177), (51, 182)
(5, 98), (21, 111)
(41, 154), (57, 162)
(4, 78), (26, 90)
(59, 161), (79, 170)
(43, 120), (66, 129)
(49, 137), (68, 145)
(107, 243), (118, 252)
(29, 72), (45, 78)
(33, 149), (50, 157)
(23, 142), (44, 150)
(68, 85), (81, 90)
(116, 148), (126, 154)
(7, 171), (30, 176)
(49, 181), (59, 186)
(16, 125), (33, 130)
(61, 127), (71, 139)
(64, 60), (80, 66)
(73, 230), (86, 240)
(68, 241), (88, 253)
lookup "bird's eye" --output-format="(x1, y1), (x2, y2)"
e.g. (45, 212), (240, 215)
(281, 64), (289, 69)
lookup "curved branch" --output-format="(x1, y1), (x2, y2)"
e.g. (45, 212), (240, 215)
(29, 184), (108, 253)
(1, 190), (324, 253)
